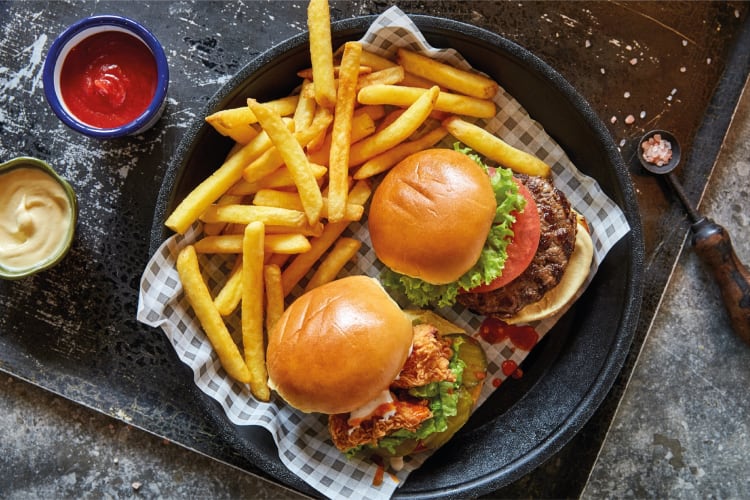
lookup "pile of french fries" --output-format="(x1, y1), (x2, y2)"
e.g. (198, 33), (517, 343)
(167, 0), (552, 402)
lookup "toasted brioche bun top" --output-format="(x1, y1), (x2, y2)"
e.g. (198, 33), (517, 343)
(504, 221), (594, 325)
(368, 148), (497, 285)
(266, 276), (413, 414)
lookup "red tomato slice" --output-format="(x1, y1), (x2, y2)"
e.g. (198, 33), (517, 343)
(468, 177), (541, 293)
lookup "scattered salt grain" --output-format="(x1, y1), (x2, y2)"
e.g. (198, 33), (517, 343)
(707, 57), (712, 64)
(639, 111), (646, 119)
(682, 39), (688, 47)
(629, 58), (638, 65)
(625, 114), (635, 125)
(680, 66), (687, 73)
(600, 67), (606, 74)
(624, 91), (631, 98)
(585, 39), (591, 48)
(610, 116), (617, 124)
(132, 482), (142, 491)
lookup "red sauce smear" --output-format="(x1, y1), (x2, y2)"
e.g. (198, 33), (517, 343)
(478, 316), (539, 351)
(501, 360), (517, 377)
(371, 455), (385, 486)
(60, 31), (157, 128)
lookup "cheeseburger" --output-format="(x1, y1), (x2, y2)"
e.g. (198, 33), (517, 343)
(369, 147), (594, 324)
(266, 275), (487, 458)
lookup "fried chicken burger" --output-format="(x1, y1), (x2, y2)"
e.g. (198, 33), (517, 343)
(266, 275), (487, 458)
(369, 147), (594, 324)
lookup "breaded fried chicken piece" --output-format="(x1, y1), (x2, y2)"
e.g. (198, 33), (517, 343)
(391, 324), (455, 389)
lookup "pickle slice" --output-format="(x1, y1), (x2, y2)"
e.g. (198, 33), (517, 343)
(419, 387), (474, 450)
(447, 334), (487, 388)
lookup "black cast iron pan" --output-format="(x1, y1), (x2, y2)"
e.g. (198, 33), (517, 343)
(149, 14), (644, 499)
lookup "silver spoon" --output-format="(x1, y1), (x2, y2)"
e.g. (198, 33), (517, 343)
(638, 129), (750, 344)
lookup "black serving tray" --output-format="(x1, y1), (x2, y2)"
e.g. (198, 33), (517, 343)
(2, 2), (749, 498)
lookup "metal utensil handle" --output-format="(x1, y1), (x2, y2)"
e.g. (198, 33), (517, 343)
(692, 218), (750, 344)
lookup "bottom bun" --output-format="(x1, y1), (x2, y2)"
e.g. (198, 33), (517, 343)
(504, 222), (594, 325)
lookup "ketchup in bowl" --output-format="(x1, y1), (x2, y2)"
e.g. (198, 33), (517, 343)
(43, 15), (169, 139)
(59, 31), (157, 129)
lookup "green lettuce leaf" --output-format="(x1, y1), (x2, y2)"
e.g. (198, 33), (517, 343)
(380, 144), (526, 308)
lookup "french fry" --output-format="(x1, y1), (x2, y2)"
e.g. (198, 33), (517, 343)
(348, 85), (440, 166)
(194, 235), (244, 253)
(356, 65), (405, 91)
(264, 264), (284, 333)
(347, 179), (373, 205)
(214, 255), (243, 316)
(400, 71), (438, 89)
(300, 106), (335, 147)
(194, 233), (311, 254)
(242, 109), (332, 183)
(357, 84), (496, 119)
(293, 79), (316, 133)
(374, 108), (405, 133)
(176, 245), (251, 383)
(302, 104), (335, 154)
(224, 141), (245, 161)
(354, 126), (448, 179)
(359, 50), (398, 71)
(304, 237), (362, 291)
(253, 189), (364, 222)
(265, 222), (325, 238)
(252, 189), (303, 210)
(232, 163), (328, 195)
(296, 65), (372, 80)
(280, 220), (349, 296)
(328, 41), (362, 222)
(397, 48), (499, 99)
(247, 98), (324, 224)
(202, 194), (244, 236)
(241, 147), (285, 185)
(443, 116), (552, 178)
(206, 95), (298, 143)
(267, 233), (315, 254)
(307, 0), (336, 108)
(241, 221), (270, 401)
(165, 126), (281, 234)
(354, 104), (386, 122)
(200, 204), (307, 227)
(217, 124), (258, 146)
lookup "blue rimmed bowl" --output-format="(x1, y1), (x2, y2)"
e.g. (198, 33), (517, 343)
(42, 15), (169, 139)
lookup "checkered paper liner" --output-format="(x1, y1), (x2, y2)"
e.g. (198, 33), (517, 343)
(137, 7), (631, 499)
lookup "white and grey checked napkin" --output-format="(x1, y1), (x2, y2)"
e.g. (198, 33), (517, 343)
(137, 7), (630, 499)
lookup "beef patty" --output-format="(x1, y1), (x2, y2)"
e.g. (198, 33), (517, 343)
(457, 174), (578, 317)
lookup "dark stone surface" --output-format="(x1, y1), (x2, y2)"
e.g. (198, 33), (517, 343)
(584, 71), (750, 499)
(1, 1), (748, 497)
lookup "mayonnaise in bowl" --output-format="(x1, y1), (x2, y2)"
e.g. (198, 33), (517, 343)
(0, 157), (77, 279)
